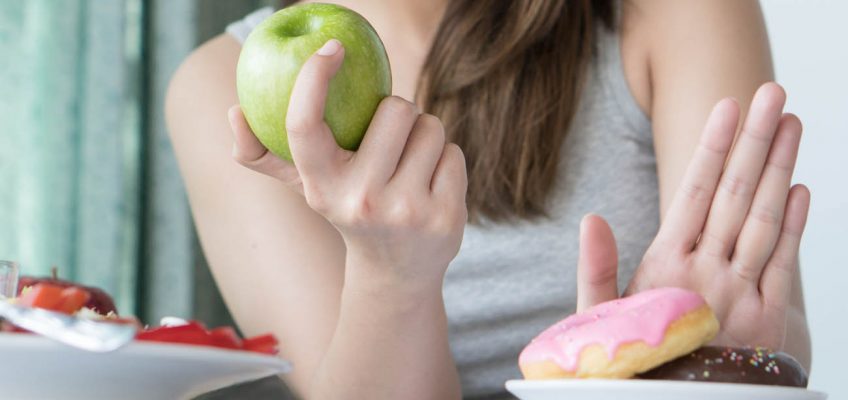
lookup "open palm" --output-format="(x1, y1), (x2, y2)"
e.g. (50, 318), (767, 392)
(576, 83), (810, 351)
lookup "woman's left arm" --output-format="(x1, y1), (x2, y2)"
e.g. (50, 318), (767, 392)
(604, 0), (809, 368)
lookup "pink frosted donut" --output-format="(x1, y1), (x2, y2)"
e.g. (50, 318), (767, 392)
(519, 287), (719, 379)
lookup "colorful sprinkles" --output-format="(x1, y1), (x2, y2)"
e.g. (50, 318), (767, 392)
(638, 346), (807, 387)
(688, 346), (787, 380)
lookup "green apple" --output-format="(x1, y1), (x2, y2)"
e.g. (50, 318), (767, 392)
(236, 3), (392, 161)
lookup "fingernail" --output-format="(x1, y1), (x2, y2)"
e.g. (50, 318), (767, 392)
(316, 39), (341, 56)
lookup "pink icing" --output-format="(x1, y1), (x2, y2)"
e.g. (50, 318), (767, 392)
(518, 287), (706, 372)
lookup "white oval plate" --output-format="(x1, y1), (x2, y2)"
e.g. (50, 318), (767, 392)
(505, 379), (827, 400)
(0, 333), (291, 400)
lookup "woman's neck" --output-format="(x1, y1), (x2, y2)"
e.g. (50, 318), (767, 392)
(300, 0), (446, 47)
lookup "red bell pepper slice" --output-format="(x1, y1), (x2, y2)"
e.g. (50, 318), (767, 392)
(135, 322), (212, 346)
(134, 321), (279, 355)
(241, 333), (279, 355)
(209, 326), (242, 350)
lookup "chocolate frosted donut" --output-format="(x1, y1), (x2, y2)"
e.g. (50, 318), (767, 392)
(638, 346), (807, 387)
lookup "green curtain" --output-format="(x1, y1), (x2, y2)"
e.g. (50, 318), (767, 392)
(0, 0), (143, 311)
(0, 0), (276, 328)
(1, 1), (295, 397)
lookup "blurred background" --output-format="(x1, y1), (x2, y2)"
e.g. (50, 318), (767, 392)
(0, 0), (844, 399)
(0, 0), (278, 334)
(762, 1), (848, 398)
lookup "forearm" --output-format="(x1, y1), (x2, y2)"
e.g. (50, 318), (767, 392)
(309, 258), (461, 400)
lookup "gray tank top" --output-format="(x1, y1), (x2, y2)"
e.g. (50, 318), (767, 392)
(228, 7), (659, 399)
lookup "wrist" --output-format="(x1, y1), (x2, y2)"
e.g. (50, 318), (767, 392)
(343, 249), (447, 297)
(340, 258), (448, 330)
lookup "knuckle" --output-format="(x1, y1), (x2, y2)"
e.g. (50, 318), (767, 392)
(742, 127), (772, 143)
(445, 142), (464, 158)
(304, 189), (330, 214)
(278, 171), (303, 189)
(719, 174), (753, 197)
(386, 196), (419, 226)
(379, 96), (419, 119)
(231, 150), (255, 166)
(698, 230), (730, 259)
(698, 139), (727, 156)
(447, 143), (466, 167)
(748, 204), (783, 226)
(765, 159), (793, 173)
(730, 259), (760, 282)
(781, 224), (803, 239)
(430, 209), (464, 238)
(285, 116), (315, 137)
(416, 115), (447, 150)
(679, 181), (711, 202)
(343, 191), (375, 226)
(416, 113), (445, 135)
(768, 256), (793, 277)
(444, 144), (467, 171)
(584, 262), (618, 287)
(768, 255), (797, 281)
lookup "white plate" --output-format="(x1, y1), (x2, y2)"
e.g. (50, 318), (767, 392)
(505, 379), (827, 400)
(0, 333), (291, 400)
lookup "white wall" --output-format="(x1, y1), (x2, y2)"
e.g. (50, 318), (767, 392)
(760, 1), (848, 398)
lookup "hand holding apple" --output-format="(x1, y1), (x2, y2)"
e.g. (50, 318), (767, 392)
(236, 3), (391, 161)
(231, 41), (468, 292)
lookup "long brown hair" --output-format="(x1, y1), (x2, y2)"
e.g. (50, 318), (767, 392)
(419, 1), (614, 222)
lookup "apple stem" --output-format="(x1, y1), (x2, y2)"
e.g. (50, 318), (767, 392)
(51, 266), (58, 280)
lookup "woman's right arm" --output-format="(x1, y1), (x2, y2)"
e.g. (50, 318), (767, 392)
(165, 35), (464, 399)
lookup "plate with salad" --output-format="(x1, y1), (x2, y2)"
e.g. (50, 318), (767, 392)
(0, 273), (291, 400)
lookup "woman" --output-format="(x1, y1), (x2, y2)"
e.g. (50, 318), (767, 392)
(166, 1), (811, 398)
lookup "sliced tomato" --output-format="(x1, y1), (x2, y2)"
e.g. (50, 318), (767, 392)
(209, 326), (242, 350)
(55, 287), (91, 314)
(241, 333), (279, 355)
(16, 283), (66, 311)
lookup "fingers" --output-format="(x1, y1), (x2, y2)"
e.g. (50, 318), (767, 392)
(655, 98), (739, 252)
(391, 114), (446, 191)
(732, 114), (802, 281)
(286, 39), (350, 180)
(759, 184), (810, 310)
(431, 143), (468, 205)
(229, 106), (304, 194)
(354, 96), (421, 185)
(699, 83), (787, 258)
(576, 214), (619, 312)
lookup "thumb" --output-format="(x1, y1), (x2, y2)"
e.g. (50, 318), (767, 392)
(286, 39), (348, 180)
(576, 214), (619, 312)
(229, 106), (305, 194)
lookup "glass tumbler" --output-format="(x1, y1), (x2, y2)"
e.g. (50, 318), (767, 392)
(0, 260), (19, 300)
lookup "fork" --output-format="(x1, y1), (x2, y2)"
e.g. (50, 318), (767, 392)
(0, 301), (136, 352)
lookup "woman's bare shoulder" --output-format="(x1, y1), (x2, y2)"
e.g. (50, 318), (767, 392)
(620, 0), (771, 116)
(164, 32), (348, 396)
(165, 34), (241, 125)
